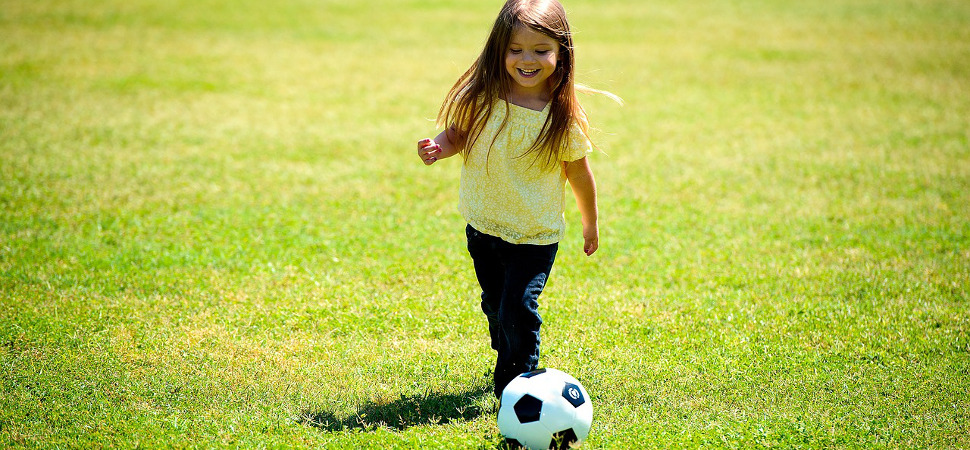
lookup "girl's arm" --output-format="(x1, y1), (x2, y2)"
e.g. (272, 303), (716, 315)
(565, 156), (599, 256)
(417, 127), (461, 165)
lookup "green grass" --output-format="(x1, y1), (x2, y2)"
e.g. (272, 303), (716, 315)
(2, 0), (968, 447)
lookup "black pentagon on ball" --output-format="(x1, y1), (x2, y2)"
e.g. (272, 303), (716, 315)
(561, 382), (586, 407)
(513, 394), (543, 423)
(520, 368), (547, 378)
(551, 428), (579, 450)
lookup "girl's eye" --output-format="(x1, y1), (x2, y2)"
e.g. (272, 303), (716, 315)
(536, 50), (549, 55)
(509, 49), (522, 54)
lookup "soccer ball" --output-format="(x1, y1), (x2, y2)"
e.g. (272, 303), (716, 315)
(497, 368), (593, 449)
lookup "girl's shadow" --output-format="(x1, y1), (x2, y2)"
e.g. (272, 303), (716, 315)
(299, 384), (493, 432)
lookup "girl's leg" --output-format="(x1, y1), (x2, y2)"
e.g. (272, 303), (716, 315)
(493, 242), (558, 397)
(465, 225), (558, 398)
(466, 225), (503, 351)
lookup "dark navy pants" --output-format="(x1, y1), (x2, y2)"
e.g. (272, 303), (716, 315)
(465, 225), (558, 397)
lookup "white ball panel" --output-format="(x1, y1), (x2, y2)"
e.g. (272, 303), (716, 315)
(497, 405), (522, 438)
(573, 402), (593, 440)
(502, 376), (531, 402)
(539, 394), (577, 434)
(516, 421), (554, 450)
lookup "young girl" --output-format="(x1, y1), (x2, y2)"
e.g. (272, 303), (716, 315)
(417, 0), (605, 398)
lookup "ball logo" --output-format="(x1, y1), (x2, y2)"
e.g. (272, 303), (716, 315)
(568, 387), (581, 400)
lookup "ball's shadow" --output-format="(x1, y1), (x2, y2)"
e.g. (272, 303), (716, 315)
(299, 384), (493, 432)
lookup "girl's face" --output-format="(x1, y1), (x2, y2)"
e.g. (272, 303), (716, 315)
(504, 25), (560, 97)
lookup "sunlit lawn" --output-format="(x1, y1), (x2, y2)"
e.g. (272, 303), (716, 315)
(1, 0), (968, 447)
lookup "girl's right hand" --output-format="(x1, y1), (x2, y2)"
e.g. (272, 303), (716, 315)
(418, 138), (442, 165)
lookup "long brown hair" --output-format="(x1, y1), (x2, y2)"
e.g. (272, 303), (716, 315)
(437, 0), (605, 171)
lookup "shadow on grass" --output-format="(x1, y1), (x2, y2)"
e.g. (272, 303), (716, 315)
(299, 384), (493, 432)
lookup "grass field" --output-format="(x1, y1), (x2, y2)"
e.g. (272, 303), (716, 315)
(2, 0), (969, 447)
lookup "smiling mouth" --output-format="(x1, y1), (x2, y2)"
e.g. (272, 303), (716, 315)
(517, 68), (540, 77)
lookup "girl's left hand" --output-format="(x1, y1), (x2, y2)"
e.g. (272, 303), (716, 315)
(583, 223), (599, 256)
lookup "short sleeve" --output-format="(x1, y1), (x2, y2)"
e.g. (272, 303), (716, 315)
(563, 119), (593, 162)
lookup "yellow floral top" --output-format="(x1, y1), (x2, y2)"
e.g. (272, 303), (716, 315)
(459, 100), (592, 245)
